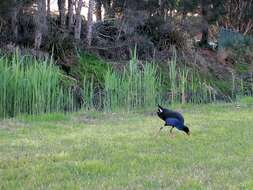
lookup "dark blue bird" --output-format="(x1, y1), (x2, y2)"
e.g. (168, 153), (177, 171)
(157, 105), (190, 135)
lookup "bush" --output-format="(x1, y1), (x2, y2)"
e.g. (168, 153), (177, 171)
(236, 96), (253, 106)
(71, 53), (110, 86)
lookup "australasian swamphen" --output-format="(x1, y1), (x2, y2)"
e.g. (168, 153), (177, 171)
(157, 105), (190, 135)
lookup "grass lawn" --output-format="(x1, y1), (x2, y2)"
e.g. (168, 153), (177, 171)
(0, 104), (253, 189)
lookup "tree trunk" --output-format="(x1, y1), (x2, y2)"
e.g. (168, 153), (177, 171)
(200, 0), (209, 47)
(11, 1), (18, 42)
(158, 0), (164, 17)
(103, 0), (114, 19)
(67, 0), (74, 30)
(163, 8), (168, 21)
(34, 0), (47, 49)
(95, 0), (102, 21)
(74, 0), (83, 40)
(181, 11), (187, 29)
(42, 0), (47, 23)
(158, 0), (162, 13)
(87, 0), (94, 46)
(47, 0), (50, 16)
(58, 0), (66, 27)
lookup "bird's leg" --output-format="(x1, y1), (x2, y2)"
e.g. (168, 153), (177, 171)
(159, 123), (168, 132)
(158, 126), (163, 133)
(169, 127), (175, 138)
(155, 126), (163, 137)
(170, 127), (174, 133)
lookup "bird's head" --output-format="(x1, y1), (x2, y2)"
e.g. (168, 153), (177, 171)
(157, 105), (163, 115)
(183, 126), (190, 135)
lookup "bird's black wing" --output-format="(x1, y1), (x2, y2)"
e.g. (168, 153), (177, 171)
(157, 105), (185, 124)
(163, 109), (184, 124)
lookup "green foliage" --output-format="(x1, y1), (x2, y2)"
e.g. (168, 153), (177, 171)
(84, 48), (221, 111)
(103, 48), (161, 111)
(215, 70), (253, 102)
(233, 47), (253, 74)
(218, 28), (253, 50)
(80, 49), (223, 111)
(160, 49), (217, 104)
(213, 79), (232, 97)
(70, 53), (110, 110)
(82, 75), (96, 110)
(44, 33), (76, 60)
(236, 96), (253, 107)
(71, 53), (110, 86)
(0, 53), (76, 118)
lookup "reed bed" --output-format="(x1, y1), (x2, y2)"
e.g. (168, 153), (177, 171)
(2, 49), (252, 118)
(80, 49), (218, 111)
(103, 49), (161, 111)
(166, 51), (217, 104)
(0, 54), (75, 118)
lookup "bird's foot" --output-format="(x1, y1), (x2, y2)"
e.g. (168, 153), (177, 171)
(155, 126), (163, 137)
(169, 132), (176, 138)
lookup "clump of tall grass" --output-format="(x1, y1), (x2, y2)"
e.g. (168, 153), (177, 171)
(0, 53), (75, 118)
(230, 71), (253, 100)
(84, 48), (218, 111)
(82, 75), (97, 110)
(167, 49), (217, 104)
(103, 48), (161, 111)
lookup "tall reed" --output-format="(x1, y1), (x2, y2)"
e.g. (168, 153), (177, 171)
(169, 50), (177, 103)
(82, 76), (95, 110)
(167, 49), (217, 104)
(0, 53), (75, 118)
(86, 48), (219, 111)
(103, 49), (161, 111)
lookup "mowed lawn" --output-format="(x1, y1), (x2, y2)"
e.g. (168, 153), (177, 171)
(0, 105), (253, 190)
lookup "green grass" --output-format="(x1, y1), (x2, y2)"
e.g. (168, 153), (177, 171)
(0, 105), (253, 189)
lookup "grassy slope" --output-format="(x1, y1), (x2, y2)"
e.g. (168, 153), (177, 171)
(0, 105), (253, 190)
